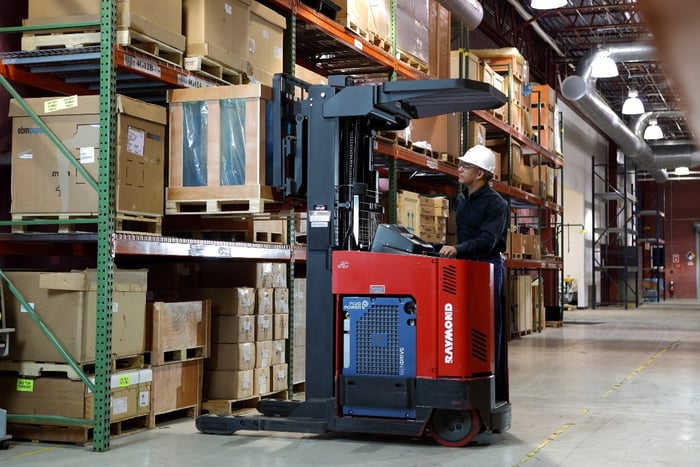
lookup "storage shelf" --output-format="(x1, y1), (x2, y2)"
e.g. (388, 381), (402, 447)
(0, 45), (221, 100)
(267, 0), (428, 81)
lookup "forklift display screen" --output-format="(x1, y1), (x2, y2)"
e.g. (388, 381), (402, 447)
(370, 224), (436, 256)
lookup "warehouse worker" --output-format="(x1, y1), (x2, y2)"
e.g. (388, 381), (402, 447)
(438, 144), (509, 401)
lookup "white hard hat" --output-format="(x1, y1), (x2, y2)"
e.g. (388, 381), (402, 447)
(458, 144), (496, 174)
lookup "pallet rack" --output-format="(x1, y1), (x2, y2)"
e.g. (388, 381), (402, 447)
(0, 0), (564, 450)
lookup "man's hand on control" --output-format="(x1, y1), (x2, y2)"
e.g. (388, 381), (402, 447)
(439, 245), (457, 258)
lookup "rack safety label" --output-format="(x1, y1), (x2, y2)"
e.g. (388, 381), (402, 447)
(16, 378), (34, 392)
(44, 95), (78, 113)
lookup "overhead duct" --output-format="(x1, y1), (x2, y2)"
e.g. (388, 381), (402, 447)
(437, 0), (483, 31)
(630, 112), (700, 169)
(561, 43), (670, 183)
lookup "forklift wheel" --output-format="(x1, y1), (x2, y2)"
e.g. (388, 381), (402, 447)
(428, 409), (480, 447)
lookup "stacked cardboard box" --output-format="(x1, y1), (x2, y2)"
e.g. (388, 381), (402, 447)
(200, 262), (288, 400)
(22, 0), (186, 53)
(145, 300), (210, 426)
(530, 84), (558, 153)
(473, 48), (530, 135)
(0, 269), (150, 441)
(291, 278), (306, 385)
(417, 196), (449, 244)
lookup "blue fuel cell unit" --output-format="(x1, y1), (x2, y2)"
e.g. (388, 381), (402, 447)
(341, 296), (417, 418)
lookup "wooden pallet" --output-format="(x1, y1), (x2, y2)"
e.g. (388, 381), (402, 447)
(369, 32), (392, 53)
(202, 390), (289, 416)
(546, 320), (564, 328)
(436, 153), (458, 166)
(184, 55), (244, 85)
(166, 185), (278, 216)
(345, 21), (369, 41)
(146, 346), (207, 366)
(10, 212), (162, 236)
(0, 354), (145, 381)
(149, 406), (200, 428)
(22, 29), (183, 66)
(8, 413), (150, 445)
(396, 49), (430, 74)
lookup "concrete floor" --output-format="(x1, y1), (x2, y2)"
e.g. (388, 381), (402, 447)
(1, 299), (698, 466)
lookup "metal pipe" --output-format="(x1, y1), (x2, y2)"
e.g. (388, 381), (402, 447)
(504, 0), (566, 57)
(436, 0), (484, 31)
(561, 42), (670, 182)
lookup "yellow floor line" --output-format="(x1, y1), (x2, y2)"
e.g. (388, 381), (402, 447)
(601, 338), (681, 398)
(518, 423), (574, 464)
(10, 445), (61, 459)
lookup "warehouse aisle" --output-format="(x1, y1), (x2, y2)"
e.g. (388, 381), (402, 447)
(1, 300), (698, 466)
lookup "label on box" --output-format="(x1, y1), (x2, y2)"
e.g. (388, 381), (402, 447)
(18, 152), (33, 159)
(224, 3), (232, 15)
(79, 147), (96, 164)
(20, 302), (34, 313)
(112, 396), (128, 415)
(16, 378), (34, 392)
(44, 95), (78, 113)
(118, 374), (131, 387)
(127, 126), (145, 156)
(139, 390), (150, 407)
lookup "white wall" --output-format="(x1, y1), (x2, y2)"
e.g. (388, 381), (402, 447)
(558, 99), (609, 307)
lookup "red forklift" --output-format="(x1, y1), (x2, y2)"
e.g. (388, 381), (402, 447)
(196, 74), (510, 446)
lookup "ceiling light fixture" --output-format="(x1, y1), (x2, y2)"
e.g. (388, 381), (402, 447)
(591, 50), (619, 78)
(531, 0), (568, 9)
(621, 89), (645, 115)
(643, 119), (664, 140)
(674, 166), (690, 176)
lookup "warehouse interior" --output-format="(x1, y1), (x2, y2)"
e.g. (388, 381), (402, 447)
(0, 0), (698, 465)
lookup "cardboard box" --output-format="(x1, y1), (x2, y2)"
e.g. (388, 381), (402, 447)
(183, 0), (250, 70)
(211, 315), (255, 343)
(274, 313), (289, 340)
(166, 84), (273, 214)
(25, 0), (185, 51)
(397, 189), (420, 233)
(208, 342), (256, 371)
(255, 340), (273, 368)
(410, 115), (448, 155)
(146, 300), (211, 365)
(255, 314), (273, 342)
(273, 287), (288, 314)
(271, 363), (288, 392)
(151, 360), (203, 418)
(247, 1), (286, 86)
(183, 287), (255, 315)
(254, 367), (270, 395)
(205, 369), (253, 400)
(368, 0), (391, 40)
(396, 0), (429, 64)
(10, 95), (166, 216)
(198, 261), (286, 289)
(0, 369), (151, 422)
(256, 288), (273, 315)
(271, 339), (285, 365)
(335, 0), (369, 33)
(3, 269), (147, 363)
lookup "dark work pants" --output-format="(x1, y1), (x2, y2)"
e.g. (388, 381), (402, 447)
(484, 256), (507, 401)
